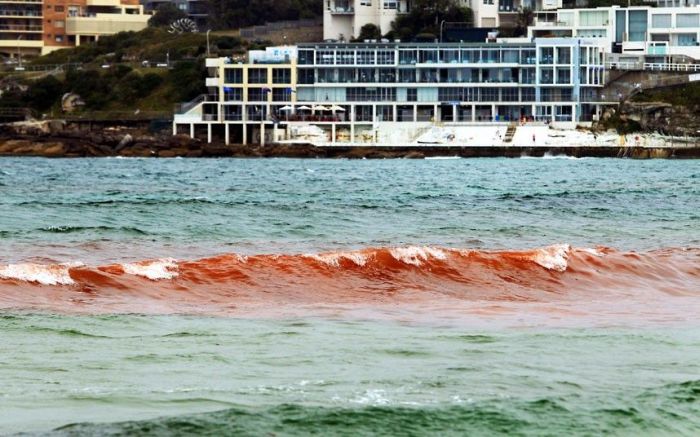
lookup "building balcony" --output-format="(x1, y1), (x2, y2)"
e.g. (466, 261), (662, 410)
(66, 13), (149, 35)
(329, 7), (354, 14)
(85, 0), (123, 6)
(0, 10), (42, 18)
(205, 77), (219, 87)
(0, 23), (41, 31)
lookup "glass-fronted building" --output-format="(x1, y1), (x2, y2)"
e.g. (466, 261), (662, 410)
(174, 39), (612, 145)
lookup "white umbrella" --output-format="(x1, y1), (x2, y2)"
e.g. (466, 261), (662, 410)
(312, 105), (330, 111)
(279, 105), (293, 111)
(297, 105), (312, 110)
(329, 105), (345, 111)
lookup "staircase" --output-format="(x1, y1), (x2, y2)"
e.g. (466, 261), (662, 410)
(503, 123), (517, 143)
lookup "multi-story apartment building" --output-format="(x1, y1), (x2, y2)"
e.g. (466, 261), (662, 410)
(323, 0), (562, 41)
(0, 0), (149, 59)
(528, 5), (700, 61)
(174, 39), (610, 146)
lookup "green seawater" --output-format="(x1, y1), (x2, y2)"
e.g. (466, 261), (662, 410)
(1, 158), (699, 435)
(2, 315), (700, 436)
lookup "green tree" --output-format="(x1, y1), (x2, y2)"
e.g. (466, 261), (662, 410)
(149, 3), (188, 28)
(355, 24), (382, 42)
(206, 0), (322, 30)
(24, 76), (64, 112)
(390, 0), (472, 42)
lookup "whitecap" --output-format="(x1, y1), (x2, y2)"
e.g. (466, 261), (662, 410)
(532, 244), (571, 272)
(389, 246), (447, 266)
(0, 262), (82, 285)
(122, 258), (179, 280)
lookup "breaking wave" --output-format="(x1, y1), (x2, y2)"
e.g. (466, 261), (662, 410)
(0, 245), (698, 320)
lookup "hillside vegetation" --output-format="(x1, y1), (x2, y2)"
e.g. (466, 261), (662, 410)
(0, 28), (260, 115)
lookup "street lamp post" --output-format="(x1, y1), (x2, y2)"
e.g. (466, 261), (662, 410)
(206, 29), (211, 56)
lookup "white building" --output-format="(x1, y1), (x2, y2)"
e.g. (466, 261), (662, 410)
(173, 39), (613, 146)
(528, 5), (700, 62)
(323, 0), (562, 41)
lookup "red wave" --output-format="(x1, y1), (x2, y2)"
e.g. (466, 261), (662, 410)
(1, 246), (699, 323)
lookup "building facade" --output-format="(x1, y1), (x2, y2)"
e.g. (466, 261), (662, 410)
(174, 39), (610, 146)
(0, 0), (149, 58)
(529, 5), (700, 61)
(323, 0), (563, 40)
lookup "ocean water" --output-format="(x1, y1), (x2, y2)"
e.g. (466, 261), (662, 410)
(1, 157), (699, 435)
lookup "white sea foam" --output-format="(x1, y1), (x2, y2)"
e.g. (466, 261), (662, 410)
(425, 156), (461, 160)
(389, 246), (447, 266)
(305, 252), (368, 267)
(532, 244), (572, 272)
(579, 247), (604, 257)
(122, 258), (179, 280)
(0, 262), (82, 285)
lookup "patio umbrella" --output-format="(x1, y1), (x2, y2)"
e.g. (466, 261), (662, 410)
(312, 105), (330, 112)
(297, 105), (312, 110)
(279, 105), (293, 111)
(329, 105), (345, 111)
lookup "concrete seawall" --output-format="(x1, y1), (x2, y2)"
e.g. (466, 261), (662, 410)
(1, 135), (698, 159)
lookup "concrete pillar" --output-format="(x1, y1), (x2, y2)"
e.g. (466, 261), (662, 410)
(434, 104), (438, 123)
(225, 124), (230, 145)
(453, 104), (457, 123)
(76, 35), (81, 47)
(207, 124), (212, 144)
(243, 124), (248, 145)
(491, 104), (496, 121)
(350, 123), (355, 144)
(260, 123), (265, 146)
(273, 123), (278, 143)
(172, 123), (177, 136)
(392, 105), (397, 122)
(413, 105), (417, 122)
(189, 123), (194, 139)
(472, 105), (476, 122)
(331, 124), (336, 144)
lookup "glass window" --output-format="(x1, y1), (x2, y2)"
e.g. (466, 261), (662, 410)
(272, 68), (291, 84)
(298, 68), (315, 84)
(272, 88), (292, 102)
(440, 49), (459, 63)
(419, 50), (438, 63)
(628, 10), (648, 42)
(481, 49), (499, 63)
(556, 67), (571, 84)
(358, 68), (376, 82)
(678, 33), (698, 46)
(223, 87), (242, 101)
(378, 68), (396, 82)
(298, 50), (314, 65)
(677, 14), (699, 28)
(556, 47), (571, 64)
(338, 68), (355, 82)
(652, 14), (672, 28)
(337, 50), (355, 65)
(579, 11), (607, 27)
(399, 50), (417, 65)
(248, 68), (267, 84)
(558, 12), (574, 26)
(346, 88), (396, 102)
(522, 49), (536, 64)
(357, 50), (375, 64)
(540, 47), (554, 64)
(521, 88), (535, 101)
(247, 88), (267, 102)
(407, 88), (417, 101)
(501, 88), (518, 102)
(224, 68), (242, 84)
(540, 67), (554, 84)
(377, 105), (394, 121)
(462, 49), (479, 63)
(399, 69), (415, 82)
(502, 49), (519, 63)
(316, 50), (335, 65)
(377, 50), (395, 64)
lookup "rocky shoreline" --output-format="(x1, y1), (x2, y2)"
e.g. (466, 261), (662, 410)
(0, 122), (699, 159)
